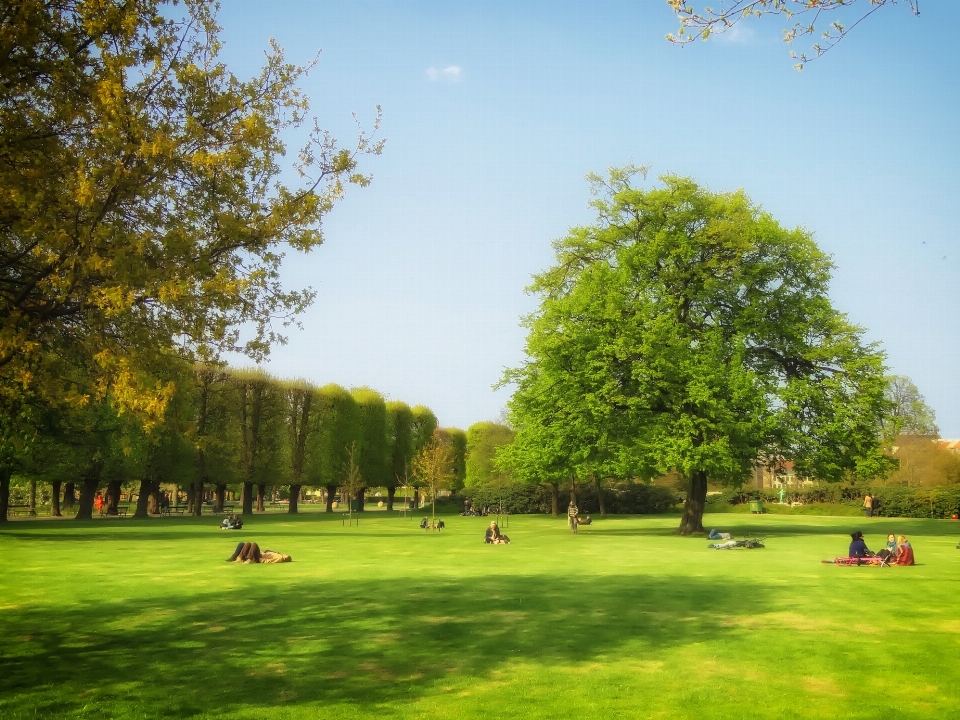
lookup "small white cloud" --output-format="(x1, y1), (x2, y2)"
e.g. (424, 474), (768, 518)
(426, 65), (462, 82)
(717, 25), (754, 44)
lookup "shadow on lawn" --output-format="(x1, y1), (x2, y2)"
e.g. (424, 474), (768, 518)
(0, 572), (771, 718)
(594, 516), (954, 539)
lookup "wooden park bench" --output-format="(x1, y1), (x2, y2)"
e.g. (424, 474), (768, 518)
(6, 504), (33, 517)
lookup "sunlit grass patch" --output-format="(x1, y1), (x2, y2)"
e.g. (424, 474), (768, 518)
(1, 512), (959, 719)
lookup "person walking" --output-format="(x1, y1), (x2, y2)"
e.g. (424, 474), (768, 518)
(567, 500), (579, 534)
(94, 492), (105, 517)
(863, 493), (874, 518)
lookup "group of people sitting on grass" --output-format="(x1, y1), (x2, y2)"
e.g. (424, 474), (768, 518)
(220, 514), (242, 530)
(461, 501), (490, 516)
(826, 531), (915, 566)
(420, 517), (446, 530)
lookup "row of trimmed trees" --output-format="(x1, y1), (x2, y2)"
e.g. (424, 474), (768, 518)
(1, 362), (467, 521)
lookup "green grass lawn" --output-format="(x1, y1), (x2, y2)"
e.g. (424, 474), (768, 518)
(2, 511), (959, 719)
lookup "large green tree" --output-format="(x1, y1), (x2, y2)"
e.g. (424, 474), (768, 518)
(308, 384), (360, 512)
(882, 375), (938, 442)
(0, 0), (381, 417)
(442, 427), (468, 490)
(233, 368), (288, 515)
(282, 379), (317, 513)
(464, 422), (515, 487)
(351, 388), (390, 510)
(386, 401), (415, 511)
(505, 167), (891, 534)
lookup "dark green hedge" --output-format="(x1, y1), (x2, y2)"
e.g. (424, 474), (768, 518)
(705, 485), (960, 519)
(461, 480), (679, 515)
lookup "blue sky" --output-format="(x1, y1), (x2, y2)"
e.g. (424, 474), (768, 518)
(216, 1), (959, 436)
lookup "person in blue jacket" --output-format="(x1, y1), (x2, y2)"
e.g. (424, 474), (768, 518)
(849, 531), (871, 559)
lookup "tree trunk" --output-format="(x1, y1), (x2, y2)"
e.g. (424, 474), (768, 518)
(173, 483), (179, 508)
(148, 482), (160, 515)
(214, 484), (226, 513)
(593, 475), (607, 517)
(356, 487), (365, 511)
(413, 488), (420, 508)
(105, 480), (121, 515)
(387, 486), (396, 511)
(256, 483), (265, 512)
(569, 476), (578, 506)
(678, 470), (708, 535)
(288, 484), (301, 513)
(325, 484), (336, 512)
(75, 475), (101, 521)
(50, 481), (62, 517)
(0, 468), (11, 522)
(186, 483), (195, 514)
(242, 482), (253, 515)
(548, 482), (559, 517)
(192, 478), (204, 517)
(28, 479), (37, 516)
(134, 478), (152, 518)
(63, 482), (76, 508)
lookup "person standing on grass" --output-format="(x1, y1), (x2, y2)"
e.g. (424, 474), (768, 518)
(567, 501), (579, 533)
(863, 493), (874, 518)
(94, 492), (105, 517)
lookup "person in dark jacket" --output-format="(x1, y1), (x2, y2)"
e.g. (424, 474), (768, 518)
(849, 531), (871, 558)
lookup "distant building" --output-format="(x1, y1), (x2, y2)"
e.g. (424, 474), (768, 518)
(937, 439), (960, 454)
(754, 460), (813, 489)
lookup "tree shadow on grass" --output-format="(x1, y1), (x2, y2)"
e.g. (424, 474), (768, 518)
(594, 516), (954, 539)
(0, 572), (771, 718)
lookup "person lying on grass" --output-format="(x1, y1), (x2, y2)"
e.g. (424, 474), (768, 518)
(484, 521), (510, 544)
(226, 542), (291, 564)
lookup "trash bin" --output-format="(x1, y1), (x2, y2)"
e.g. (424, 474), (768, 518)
(749, 500), (763, 514)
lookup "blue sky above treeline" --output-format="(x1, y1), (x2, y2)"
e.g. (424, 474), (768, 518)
(215, 1), (960, 436)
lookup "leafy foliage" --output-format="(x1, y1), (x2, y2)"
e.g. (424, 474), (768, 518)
(667, 0), (920, 69)
(504, 167), (891, 534)
(0, 0), (382, 418)
(464, 422), (515, 487)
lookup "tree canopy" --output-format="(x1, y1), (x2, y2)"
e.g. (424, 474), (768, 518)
(0, 0), (381, 418)
(882, 375), (938, 441)
(464, 422), (515, 487)
(504, 166), (891, 534)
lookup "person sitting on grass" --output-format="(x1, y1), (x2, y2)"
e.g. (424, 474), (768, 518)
(893, 535), (915, 566)
(877, 533), (897, 562)
(578, 515), (592, 525)
(226, 542), (291, 564)
(484, 521), (510, 544)
(220, 514), (242, 530)
(848, 531), (872, 558)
